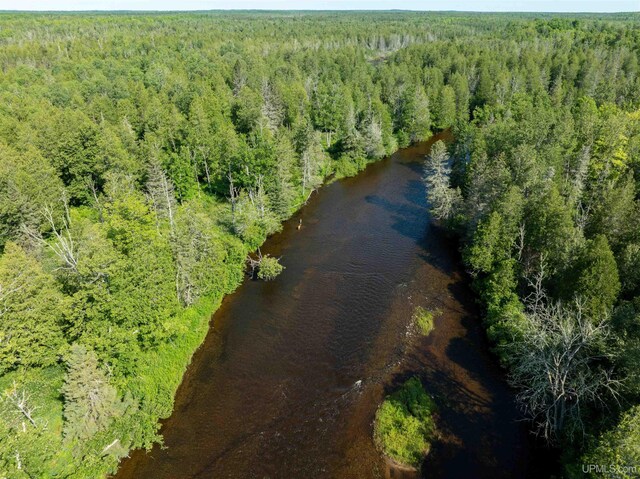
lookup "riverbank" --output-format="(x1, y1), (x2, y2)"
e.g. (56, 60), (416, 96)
(105, 141), (408, 477)
(114, 132), (546, 479)
(0, 145), (385, 479)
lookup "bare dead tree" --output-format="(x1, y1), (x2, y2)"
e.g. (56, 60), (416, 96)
(185, 147), (203, 198)
(246, 248), (283, 281)
(247, 175), (268, 221)
(301, 149), (313, 195)
(190, 144), (212, 188)
(524, 255), (547, 312)
(228, 171), (239, 225)
(101, 438), (121, 455)
(46, 201), (78, 273)
(423, 140), (463, 222)
(516, 222), (526, 261)
(21, 196), (78, 273)
(575, 202), (591, 237)
(502, 296), (621, 443)
(85, 177), (103, 223)
(246, 248), (264, 277)
(3, 381), (40, 430)
(260, 79), (284, 133)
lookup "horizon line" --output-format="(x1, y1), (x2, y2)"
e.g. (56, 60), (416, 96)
(0, 8), (638, 13)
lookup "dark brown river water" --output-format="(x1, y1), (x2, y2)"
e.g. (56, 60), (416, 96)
(115, 133), (551, 479)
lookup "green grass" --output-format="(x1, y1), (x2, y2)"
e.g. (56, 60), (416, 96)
(413, 306), (440, 336)
(374, 376), (437, 469)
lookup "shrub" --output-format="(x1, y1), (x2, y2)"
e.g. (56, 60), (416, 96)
(413, 306), (440, 336)
(374, 376), (437, 468)
(257, 255), (284, 281)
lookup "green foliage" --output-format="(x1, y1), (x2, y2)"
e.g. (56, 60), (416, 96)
(619, 244), (640, 297)
(257, 255), (284, 281)
(524, 185), (576, 270)
(0, 242), (67, 373)
(434, 85), (457, 130)
(580, 406), (640, 479)
(0, 10), (639, 478)
(33, 109), (105, 205)
(233, 189), (281, 250)
(173, 200), (237, 305)
(0, 367), (68, 478)
(62, 344), (125, 443)
(413, 306), (439, 336)
(609, 298), (640, 400)
(334, 155), (361, 178)
(406, 11), (640, 471)
(0, 143), (63, 248)
(587, 175), (638, 254)
(374, 377), (437, 468)
(570, 235), (621, 320)
(466, 212), (510, 275)
(313, 81), (346, 143)
(396, 87), (431, 147)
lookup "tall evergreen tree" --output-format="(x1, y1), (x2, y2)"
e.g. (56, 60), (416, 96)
(62, 344), (124, 443)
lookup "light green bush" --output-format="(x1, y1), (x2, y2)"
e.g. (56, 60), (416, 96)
(374, 377), (437, 468)
(413, 306), (440, 336)
(257, 256), (284, 281)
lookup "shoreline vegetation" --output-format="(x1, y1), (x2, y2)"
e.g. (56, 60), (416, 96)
(0, 132), (394, 478)
(0, 137), (388, 478)
(0, 11), (639, 478)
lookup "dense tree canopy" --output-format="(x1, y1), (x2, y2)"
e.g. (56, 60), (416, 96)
(418, 13), (640, 475)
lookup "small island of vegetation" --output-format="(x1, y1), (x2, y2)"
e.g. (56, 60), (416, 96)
(373, 376), (438, 470)
(412, 306), (440, 336)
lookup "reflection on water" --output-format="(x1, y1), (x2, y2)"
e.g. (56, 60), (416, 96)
(115, 132), (550, 479)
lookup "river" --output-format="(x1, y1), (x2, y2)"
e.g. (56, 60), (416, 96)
(115, 132), (548, 479)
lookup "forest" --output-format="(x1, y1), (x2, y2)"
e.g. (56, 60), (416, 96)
(0, 10), (639, 478)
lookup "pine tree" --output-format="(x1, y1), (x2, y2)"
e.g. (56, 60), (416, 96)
(269, 133), (297, 219)
(62, 344), (123, 443)
(260, 79), (284, 133)
(363, 115), (386, 159)
(423, 141), (462, 222)
(434, 85), (457, 130)
(146, 156), (177, 234)
(0, 242), (66, 373)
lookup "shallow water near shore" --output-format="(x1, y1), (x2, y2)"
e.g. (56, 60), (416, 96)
(115, 132), (553, 479)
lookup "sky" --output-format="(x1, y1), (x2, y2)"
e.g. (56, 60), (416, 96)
(0, 0), (638, 12)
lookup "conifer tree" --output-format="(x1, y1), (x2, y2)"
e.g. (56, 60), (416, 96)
(62, 344), (124, 443)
